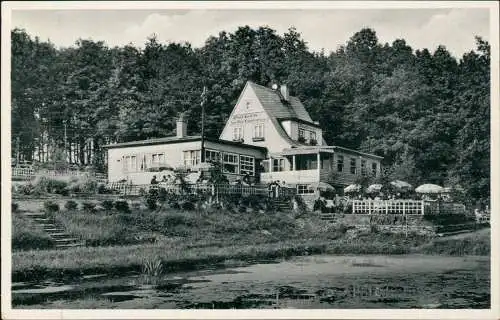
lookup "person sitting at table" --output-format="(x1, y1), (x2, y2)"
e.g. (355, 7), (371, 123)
(150, 175), (159, 185)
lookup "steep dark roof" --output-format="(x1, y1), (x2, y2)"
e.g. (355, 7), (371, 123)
(248, 82), (314, 124)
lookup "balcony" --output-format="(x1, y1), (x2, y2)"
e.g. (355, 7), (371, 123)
(261, 169), (318, 184)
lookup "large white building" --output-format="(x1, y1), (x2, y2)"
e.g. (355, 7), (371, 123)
(104, 81), (382, 193)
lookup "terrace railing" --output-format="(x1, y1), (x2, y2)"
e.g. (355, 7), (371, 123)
(12, 167), (35, 178)
(106, 182), (295, 198)
(12, 167), (107, 183)
(352, 199), (425, 215)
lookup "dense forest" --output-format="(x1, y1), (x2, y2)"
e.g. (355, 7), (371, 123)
(11, 26), (490, 202)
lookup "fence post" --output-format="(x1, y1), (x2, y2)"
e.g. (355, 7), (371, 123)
(368, 200), (371, 215)
(352, 201), (355, 214)
(403, 201), (406, 216)
(421, 201), (425, 215)
(385, 201), (388, 214)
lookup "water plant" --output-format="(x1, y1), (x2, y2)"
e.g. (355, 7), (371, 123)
(141, 257), (163, 277)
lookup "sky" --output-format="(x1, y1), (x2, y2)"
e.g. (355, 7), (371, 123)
(11, 7), (490, 58)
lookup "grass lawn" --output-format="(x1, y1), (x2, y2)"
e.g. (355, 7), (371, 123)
(11, 198), (490, 282)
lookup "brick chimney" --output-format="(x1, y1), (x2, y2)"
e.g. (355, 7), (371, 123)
(280, 84), (289, 101)
(176, 113), (187, 138)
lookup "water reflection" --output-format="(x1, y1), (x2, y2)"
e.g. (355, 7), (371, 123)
(12, 254), (490, 309)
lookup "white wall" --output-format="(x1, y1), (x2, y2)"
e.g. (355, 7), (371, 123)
(107, 141), (201, 183)
(219, 85), (293, 153)
(107, 140), (267, 184)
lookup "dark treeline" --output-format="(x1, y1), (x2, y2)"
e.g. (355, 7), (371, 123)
(11, 27), (490, 201)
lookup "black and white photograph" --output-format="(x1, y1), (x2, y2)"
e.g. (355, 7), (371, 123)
(1, 1), (499, 319)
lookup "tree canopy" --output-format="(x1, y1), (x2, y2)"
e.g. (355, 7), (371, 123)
(10, 26), (490, 203)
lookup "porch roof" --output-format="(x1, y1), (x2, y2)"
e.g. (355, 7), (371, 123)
(271, 145), (383, 159)
(271, 146), (335, 157)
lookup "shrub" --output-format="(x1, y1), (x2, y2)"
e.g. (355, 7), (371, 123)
(46, 178), (69, 195)
(370, 224), (380, 234)
(181, 200), (195, 211)
(22, 184), (34, 195)
(158, 187), (167, 202)
(101, 200), (114, 210)
(64, 200), (78, 211)
(82, 201), (97, 213)
(146, 197), (157, 210)
(12, 202), (19, 212)
(131, 201), (141, 210)
(145, 188), (159, 210)
(114, 200), (130, 213)
(97, 183), (111, 194)
(43, 200), (59, 214)
(336, 223), (348, 234)
(82, 178), (98, 194)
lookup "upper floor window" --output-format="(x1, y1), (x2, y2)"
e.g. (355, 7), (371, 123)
(272, 158), (285, 172)
(253, 123), (265, 141)
(298, 128), (306, 142)
(233, 127), (243, 141)
(361, 159), (367, 176)
(337, 155), (344, 172)
(350, 158), (357, 175)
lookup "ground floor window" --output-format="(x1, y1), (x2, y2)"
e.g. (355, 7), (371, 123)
(205, 149), (221, 162)
(223, 153), (239, 174)
(296, 154), (318, 170)
(240, 155), (255, 176)
(183, 150), (201, 167)
(350, 158), (357, 174)
(151, 153), (165, 167)
(337, 155), (344, 172)
(122, 155), (137, 173)
(361, 159), (367, 176)
(297, 184), (314, 194)
(372, 162), (378, 176)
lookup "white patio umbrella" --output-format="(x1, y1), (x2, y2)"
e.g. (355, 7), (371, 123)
(415, 184), (444, 194)
(366, 184), (383, 193)
(308, 182), (335, 191)
(344, 184), (362, 193)
(390, 180), (413, 191)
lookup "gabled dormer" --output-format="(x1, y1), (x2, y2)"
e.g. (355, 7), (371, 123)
(219, 81), (325, 153)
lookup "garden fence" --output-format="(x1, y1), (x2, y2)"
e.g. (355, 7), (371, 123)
(352, 199), (425, 215)
(106, 182), (296, 198)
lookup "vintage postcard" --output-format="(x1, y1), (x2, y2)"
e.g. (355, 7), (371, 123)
(2, 1), (499, 319)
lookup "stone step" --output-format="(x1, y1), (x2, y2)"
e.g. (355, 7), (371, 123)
(48, 232), (72, 239)
(56, 242), (85, 249)
(54, 238), (80, 244)
(43, 227), (64, 232)
(33, 219), (54, 223)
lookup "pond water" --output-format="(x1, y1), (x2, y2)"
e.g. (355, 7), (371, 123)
(12, 254), (490, 309)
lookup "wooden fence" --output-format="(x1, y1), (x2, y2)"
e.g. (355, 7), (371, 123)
(12, 167), (107, 183)
(106, 182), (296, 198)
(352, 200), (425, 215)
(352, 199), (468, 215)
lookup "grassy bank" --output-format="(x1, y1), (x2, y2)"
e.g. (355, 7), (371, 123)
(13, 231), (439, 282)
(12, 199), (490, 282)
(12, 214), (55, 250)
(414, 228), (490, 255)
